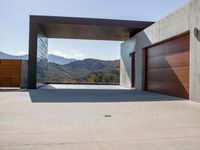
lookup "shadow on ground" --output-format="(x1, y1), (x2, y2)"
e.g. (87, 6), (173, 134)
(28, 89), (184, 103)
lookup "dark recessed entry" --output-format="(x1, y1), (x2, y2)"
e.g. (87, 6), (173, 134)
(131, 52), (135, 88)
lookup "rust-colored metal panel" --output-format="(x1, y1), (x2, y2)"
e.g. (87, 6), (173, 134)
(146, 34), (189, 99)
(0, 60), (21, 87)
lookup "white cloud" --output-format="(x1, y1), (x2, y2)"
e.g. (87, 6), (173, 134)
(51, 49), (85, 60)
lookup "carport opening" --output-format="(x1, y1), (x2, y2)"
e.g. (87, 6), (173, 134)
(28, 16), (154, 89)
(47, 39), (122, 86)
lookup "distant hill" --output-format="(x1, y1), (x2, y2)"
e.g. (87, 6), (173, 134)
(48, 59), (120, 84)
(0, 51), (120, 84)
(48, 54), (76, 65)
(0, 51), (77, 65)
(0, 51), (28, 60)
(64, 59), (115, 77)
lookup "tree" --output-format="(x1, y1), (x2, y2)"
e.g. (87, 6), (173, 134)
(103, 73), (113, 82)
(88, 74), (97, 83)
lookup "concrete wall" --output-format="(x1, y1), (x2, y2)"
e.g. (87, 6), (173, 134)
(28, 21), (48, 89)
(123, 0), (200, 102)
(190, 0), (200, 102)
(28, 21), (38, 89)
(21, 60), (28, 88)
(120, 37), (136, 88)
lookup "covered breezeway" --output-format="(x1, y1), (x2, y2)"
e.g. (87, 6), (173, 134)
(28, 15), (154, 89)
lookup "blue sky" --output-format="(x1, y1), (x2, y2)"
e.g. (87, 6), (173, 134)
(0, 0), (189, 60)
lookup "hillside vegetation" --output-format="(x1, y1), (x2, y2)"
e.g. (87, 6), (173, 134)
(0, 51), (120, 84)
(48, 59), (120, 84)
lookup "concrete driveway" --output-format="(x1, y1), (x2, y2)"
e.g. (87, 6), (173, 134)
(0, 88), (200, 150)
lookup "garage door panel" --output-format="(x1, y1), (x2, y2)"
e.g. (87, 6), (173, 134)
(165, 51), (189, 68)
(147, 69), (165, 81)
(148, 67), (189, 83)
(163, 44), (186, 55)
(146, 81), (166, 93)
(147, 56), (166, 69)
(165, 67), (189, 93)
(146, 34), (189, 99)
(163, 66), (189, 80)
(164, 47), (189, 55)
(148, 45), (164, 58)
(148, 51), (189, 69)
(163, 34), (189, 54)
(162, 82), (189, 98)
(147, 80), (189, 98)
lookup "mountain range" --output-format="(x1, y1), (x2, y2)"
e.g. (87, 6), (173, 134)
(0, 51), (76, 65)
(0, 51), (28, 60)
(0, 51), (120, 84)
(48, 59), (120, 84)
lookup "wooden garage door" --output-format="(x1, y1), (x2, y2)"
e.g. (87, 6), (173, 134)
(0, 60), (21, 87)
(146, 34), (189, 99)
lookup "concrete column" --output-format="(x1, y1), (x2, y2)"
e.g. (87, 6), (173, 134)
(21, 60), (28, 88)
(190, 0), (200, 102)
(28, 20), (48, 89)
(135, 31), (152, 91)
(120, 37), (136, 88)
(28, 22), (38, 89)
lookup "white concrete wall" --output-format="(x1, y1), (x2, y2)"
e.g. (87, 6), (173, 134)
(190, 0), (200, 102)
(120, 37), (136, 88)
(21, 60), (28, 88)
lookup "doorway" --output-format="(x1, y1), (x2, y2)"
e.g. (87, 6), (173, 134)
(131, 52), (135, 88)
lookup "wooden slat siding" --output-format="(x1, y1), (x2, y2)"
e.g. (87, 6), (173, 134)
(146, 34), (189, 99)
(0, 60), (21, 87)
